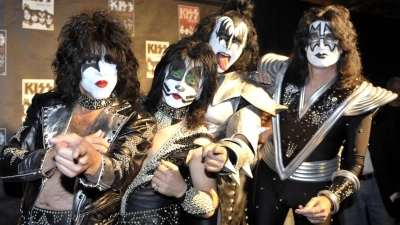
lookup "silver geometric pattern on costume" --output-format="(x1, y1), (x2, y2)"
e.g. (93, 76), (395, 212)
(36, 214), (50, 225)
(116, 153), (129, 171)
(120, 123), (209, 215)
(11, 124), (28, 142)
(307, 93), (340, 126)
(112, 158), (123, 179)
(181, 186), (215, 214)
(155, 110), (173, 131)
(112, 153), (130, 179)
(282, 84), (300, 107)
(142, 122), (156, 140)
(3, 147), (28, 164)
(285, 141), (297, 158)
(27, 206), (71, 225)
(122, 136), (143, 156)
(154, 100), (189, 131)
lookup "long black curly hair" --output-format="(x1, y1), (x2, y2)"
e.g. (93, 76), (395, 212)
(285, 5), (365, 89)
(51, 9), (140, 105)
(143, 37), (218, 129)
(192, 0), (259, 74)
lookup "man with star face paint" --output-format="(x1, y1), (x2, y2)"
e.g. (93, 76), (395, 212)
(0, 10), (156, 225)
(192, 0), (286, 224)
(117, 37), (221, 224)
(255, 5), (397, 224)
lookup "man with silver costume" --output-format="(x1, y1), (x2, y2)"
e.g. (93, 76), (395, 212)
(194, 0), (286, 224)
(253, 5), (398, 225)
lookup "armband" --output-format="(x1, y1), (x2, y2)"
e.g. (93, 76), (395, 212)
(181, 186), (215, 215)
(317, 190), (340, 214)
(318, 170), (360, 214)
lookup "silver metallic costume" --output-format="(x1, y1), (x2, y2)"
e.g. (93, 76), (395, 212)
(204, 71), (286, 224)
(206, 71), (285, 180)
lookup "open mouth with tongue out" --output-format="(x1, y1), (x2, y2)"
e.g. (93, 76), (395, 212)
(217, 52), (231, 71)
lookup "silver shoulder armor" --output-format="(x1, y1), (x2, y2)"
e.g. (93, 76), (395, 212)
(213, 72), (287, 115)
(242, 79), (287, 116)
(257, 53), (289, 84)
(344, 81), (398, 116)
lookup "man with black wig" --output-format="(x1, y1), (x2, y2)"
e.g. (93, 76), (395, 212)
(0, 10), (156, 225)
(255, 5), (397, 224)
(194, 0), (285, 224)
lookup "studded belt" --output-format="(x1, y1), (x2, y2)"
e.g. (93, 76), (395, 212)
(25, 206), (72, 225)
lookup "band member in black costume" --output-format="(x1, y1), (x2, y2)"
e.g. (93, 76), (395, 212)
(254, 5), (398, 225)
(0, 10), (156, 225)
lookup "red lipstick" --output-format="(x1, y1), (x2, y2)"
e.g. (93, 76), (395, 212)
(172, 93), (181, 100)
(95, 80), (108, 88)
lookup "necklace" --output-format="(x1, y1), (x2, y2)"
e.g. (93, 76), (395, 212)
(78, 93), (114, 110)
(154, 100), (188, 130)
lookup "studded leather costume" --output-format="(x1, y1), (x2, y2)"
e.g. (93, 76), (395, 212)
(117, 123), (216, 224)
(0, 92), (156, 225)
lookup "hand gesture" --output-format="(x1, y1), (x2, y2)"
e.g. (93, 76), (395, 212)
(84, 130), (110, 154)
(151, 159), (187, 198)
(249, 71), (272, 85)
(259, 111), (272, 146)
(49, 132), (102, 181)
(201, 143), (227, 172)
(294, 196), (332, 224)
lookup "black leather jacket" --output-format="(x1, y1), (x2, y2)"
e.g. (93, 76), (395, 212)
(0, 92), (156, 225)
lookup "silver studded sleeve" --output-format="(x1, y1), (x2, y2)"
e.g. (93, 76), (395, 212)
(0, 93), (55, 181)
(318, 112), (372, 214)
(181, 186), (215, 215)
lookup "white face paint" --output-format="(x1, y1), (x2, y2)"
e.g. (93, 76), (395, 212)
(80, 55), (117, 100)
(38, 11), (46, 25)
(209, 16), (248, 73)
(306, 21), (341, 68)
(162, 59), (202, 108)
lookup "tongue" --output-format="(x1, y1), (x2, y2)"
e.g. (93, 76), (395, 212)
(217, 54), (229, 71)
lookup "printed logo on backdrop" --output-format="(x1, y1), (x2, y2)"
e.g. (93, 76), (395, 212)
(109, 0), (135, 37)
(22, 79), (54, 120)
(146, 40), (169, 78)
(0, 30), (6, 75)
(0, 128), (6, 148)
(22, 0), (55, 31)
(178, 5), (200, 40)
